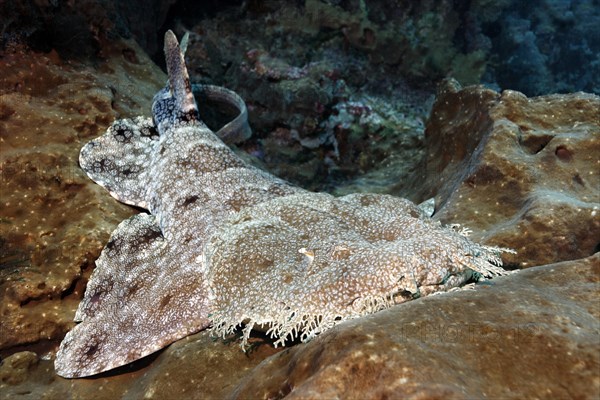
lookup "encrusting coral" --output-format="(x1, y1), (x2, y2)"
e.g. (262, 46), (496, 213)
(54, 30), (511, 378)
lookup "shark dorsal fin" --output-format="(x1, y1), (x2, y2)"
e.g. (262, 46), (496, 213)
(164, 30), (197, 116)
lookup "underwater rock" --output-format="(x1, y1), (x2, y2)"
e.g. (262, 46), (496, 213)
(0, 39), (164, 351)
(53, 31), (509, 379)
(230, 254), (600, 399)
(0, 0), (176, 58)
(180, 6), (435, 191)
(0, 351), (39, 386)
(172, 0), (600, 192)
(486, 0), (600, 95)
(0, 3), (598, 396)
(416, 79), (600, 268)
(3, 255), (596, 399)
(0, 332), (281, 400)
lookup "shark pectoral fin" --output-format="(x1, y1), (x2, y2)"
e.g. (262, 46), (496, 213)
(54, 214), (212, 378)
(79, 117), (159, 208)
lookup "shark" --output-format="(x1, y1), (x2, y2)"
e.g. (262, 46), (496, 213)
(54, 30), (510, 378)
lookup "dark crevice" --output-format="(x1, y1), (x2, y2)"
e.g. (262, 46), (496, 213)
(61, 260), (96, 301)
(153, 0), (245, 67)
(0, 339), (62, 362)
(519, 133), (554, 155)
(18, 291), (54, 307)
(19, 263), (91, 307)
(501, 262), (522, 271)
(59, 275), (83, 300)
(90, 350), (163, 378)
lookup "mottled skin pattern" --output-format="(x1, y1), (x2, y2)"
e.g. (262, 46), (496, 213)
(54, 31), (509, 378)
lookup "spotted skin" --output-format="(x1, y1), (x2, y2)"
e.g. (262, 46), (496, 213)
(55, 30), (510, 378)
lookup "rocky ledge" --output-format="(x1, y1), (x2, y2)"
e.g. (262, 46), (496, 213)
(1, 27), (598, 400)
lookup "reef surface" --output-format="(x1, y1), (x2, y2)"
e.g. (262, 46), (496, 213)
(1, 1), (599, 398)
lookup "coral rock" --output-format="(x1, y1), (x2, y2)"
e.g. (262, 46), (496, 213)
(0, 39), (165, 351)
(230, 254), (600, 400)
(417, 80), (600, 267)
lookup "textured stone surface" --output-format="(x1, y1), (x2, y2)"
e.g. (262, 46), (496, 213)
(231, 254), (600, 400)
(0, 0), (176, 58)
(485, 0), (600, 96)
(0, 39), (164, 352)
(171, 0), (600, 193)
(0, 332), (281, 400)
(414, 79), (600, 268)
(1, 2), (599, 396)
(179, 5), (435, 192)
(54, 31), (510, 379)
(2, 255), (598, 399)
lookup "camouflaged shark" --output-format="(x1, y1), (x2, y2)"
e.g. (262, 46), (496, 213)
(54, 30), (510, 378)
